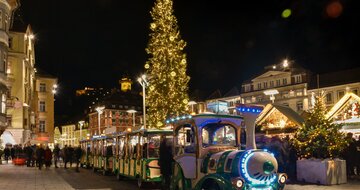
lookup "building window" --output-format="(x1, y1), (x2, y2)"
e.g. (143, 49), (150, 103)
(295, 75), (302, 83)
(251, 96), (256, 103)
(297, 101), (303, 111)
(244, 85), (251, 92)
(276, 79), (280, 86)
(289, 90), (295, 97)
(1, 94), (5, 114)
(263, 82), (268, 89)
(326, 92), (333, 103)
(296, 90), (303, 96)
(6, 60), (11, 74)
(270, 81), (274, 87)
(39, 120), (45, 132)
(40, 83), (46, 92)
(257, 96), (263, 102)
(257, 83), (262, 90)
(282, 91), (289, 98)
(39, 101), (45, 112)
(337, 91), (345, 100)
(229, 101), (234, 107)
(8, 37), (13, 49)
(283, 78), (287, 85)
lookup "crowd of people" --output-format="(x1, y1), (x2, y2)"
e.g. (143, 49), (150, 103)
(1, 144), (83, 172)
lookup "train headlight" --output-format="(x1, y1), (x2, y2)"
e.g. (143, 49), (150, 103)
(278, 174), (287, 184)
(231, 178), (244, 189)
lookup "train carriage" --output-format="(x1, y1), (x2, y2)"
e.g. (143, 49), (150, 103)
(168, 113), (287, 190)
(91, 135), (115, 175)
(114, 128), (173, 188)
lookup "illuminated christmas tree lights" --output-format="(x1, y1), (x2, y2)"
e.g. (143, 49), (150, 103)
(145, 0), (190, 128)
(293, 92), (349, 159)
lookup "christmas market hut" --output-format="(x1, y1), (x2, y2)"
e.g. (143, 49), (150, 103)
(255, 103), (305, 139)
(326, 92), (360, 139)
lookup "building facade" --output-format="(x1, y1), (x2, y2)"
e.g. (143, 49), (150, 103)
(5, 24), (36, 144)
(60, 124), (76, 147)
(307, 68), (360, 109)
(241, 61), (310, 113)
(33, 71), (57, 144)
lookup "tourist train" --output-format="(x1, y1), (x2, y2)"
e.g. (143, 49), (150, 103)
(80, 112), (287, 190)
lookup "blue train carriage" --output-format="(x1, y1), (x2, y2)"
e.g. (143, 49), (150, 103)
(79, 139), (91, 168)
(114, 128), (173, 188)
(91, 135), (115, 175)
(168, 113), (287, 190)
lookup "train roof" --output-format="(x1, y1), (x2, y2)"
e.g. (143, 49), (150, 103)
(166, 113), (244, 128)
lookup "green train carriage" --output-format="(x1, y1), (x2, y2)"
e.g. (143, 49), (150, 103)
(113, 129), (173, 188)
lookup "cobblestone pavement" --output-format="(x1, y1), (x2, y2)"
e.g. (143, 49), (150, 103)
(1, 160), (360, 190)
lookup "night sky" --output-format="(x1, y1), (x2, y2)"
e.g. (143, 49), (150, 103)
(19, 0), (360, 113)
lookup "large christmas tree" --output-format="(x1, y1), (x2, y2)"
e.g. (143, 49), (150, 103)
(145, 0), (190, 128)
(292, 93), (349, 159)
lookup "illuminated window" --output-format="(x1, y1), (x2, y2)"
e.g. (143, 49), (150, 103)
(40, 83), (46, 92)
(257, 83), (262, 90)
(1, 94), (5, 113)
(39, 101), (45, 112)
(39, 120), (45, 132)
(263, 82), (268, 89)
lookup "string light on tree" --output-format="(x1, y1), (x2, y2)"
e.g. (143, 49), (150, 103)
(145, 0), (190, 129)
(292, 92), (349, 159)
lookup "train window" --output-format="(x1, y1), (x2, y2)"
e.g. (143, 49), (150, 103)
(202, 124), (236, 147)
(209, 159), (217, 170)
(175, 125), (196, 155)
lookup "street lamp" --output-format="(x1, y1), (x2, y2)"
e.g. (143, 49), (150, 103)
(127, 109), (137, 129)
(95, 106), (105, 135)
(78, 120), (85, 141)
(138, 75), (149, 129)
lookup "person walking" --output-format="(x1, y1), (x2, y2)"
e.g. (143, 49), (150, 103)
(44, 146), (53, 168)
(74, 145), (83, 172)
(159, 137), (173, 190)
(10, 146), (15, 160)
(4, 146), (10, 163)
(25, 144), (33, 167)
(36, 145), (45, 170)
(53, 144), (60, 168)
(343, 133), (357, 177)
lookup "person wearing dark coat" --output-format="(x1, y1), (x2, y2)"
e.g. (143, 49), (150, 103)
(4, 147), (10, 163)
(343, 133), (358, 176)
(159, 137), (173, 190)
(65, 145), (74, 169)
(74, 145), (83, 172)
(53, 144), (60, 168)
(36, 145), (45, 170)
(10, 146), (15, 160)
(25, 145), (34, 167)
(44, 146), (53, 168)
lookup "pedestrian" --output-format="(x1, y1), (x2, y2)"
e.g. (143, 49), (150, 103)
(53, 144), (60, 168)
(44, 146), (52, 168)
(4, 146), (10, 163)
(74, 145), (83, 172)
(355, 138), (360, 176)
(36, 145), (45, 170)
(159, 136), (173, 190)
(10, 145), (15, 160)
(63, 145), (68, 168)
(342, 133), (357, 177)
(25, 144), (33, 167)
